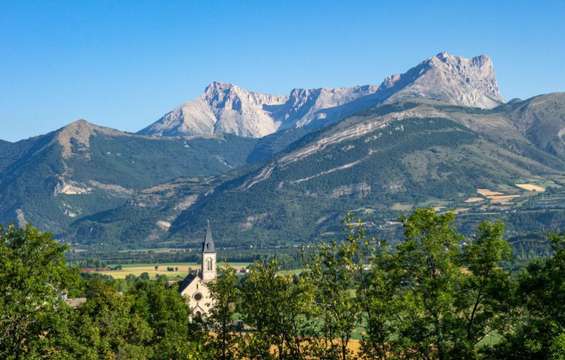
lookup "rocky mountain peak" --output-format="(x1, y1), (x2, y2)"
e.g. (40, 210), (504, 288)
(428, 51), (496, 78)
(203, 81), (287, 110)
(139, 82), (287, 138)
(59, 119), (122, 136)
(281, 85), (381, 128)
(65, 118), (93, 128)
(205, 81), (236, 92)
(56, 119), (124, 159)
(382, 52), (503, 108)
(203, 82), (243, 102)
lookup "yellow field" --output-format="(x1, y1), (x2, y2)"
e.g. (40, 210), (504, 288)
(348, 339), (361, 353)
(488, 195), (520, 204)
(269, 339), (361, 356)
(475, 188), (521, 204)
(515, 183), (545, 192)
(477, 188), (503, 197)
(91, 262), (250, 279)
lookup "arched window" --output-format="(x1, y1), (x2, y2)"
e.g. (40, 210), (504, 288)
(206, 258), (213, 271)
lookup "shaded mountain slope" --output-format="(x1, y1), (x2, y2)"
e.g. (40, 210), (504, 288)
(506, 93), (565, 156)
(0, 120), (258, 236)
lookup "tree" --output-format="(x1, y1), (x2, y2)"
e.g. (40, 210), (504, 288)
(305, 215), (365, 360)
(393, 209), (463, 359)
(70, 275), (209, 359)
(455, 221), (513, 357)
(239, 259), (316, 359)
(489, 233), (565, 359)
(358, 239), (398, 359)
(0, 225), (80, 359)
(129, 277), (208, 359)
(357, 212), (516, 359)
(72, 279), (153, 359)
(207, 265), (240, 360)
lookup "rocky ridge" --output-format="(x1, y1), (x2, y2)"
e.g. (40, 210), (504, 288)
(140, 52), (503, 139)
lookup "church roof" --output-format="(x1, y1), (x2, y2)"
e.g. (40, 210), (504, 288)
(179, 271), (199, 293)
(202, 220), (215, 253)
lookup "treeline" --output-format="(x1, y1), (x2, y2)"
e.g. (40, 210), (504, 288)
(1, 209), (565, 359)
(68, 247), (304, 270)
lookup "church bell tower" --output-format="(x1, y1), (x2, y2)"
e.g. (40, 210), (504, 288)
(201, 220), (217, 283)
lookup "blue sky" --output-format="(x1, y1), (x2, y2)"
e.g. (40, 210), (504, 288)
(1, 0), (564, 142)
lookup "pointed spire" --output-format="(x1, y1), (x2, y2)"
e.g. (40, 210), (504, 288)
(202, 219), (215, 253)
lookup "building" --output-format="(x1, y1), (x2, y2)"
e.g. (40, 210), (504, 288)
(179, 220), (217, 318)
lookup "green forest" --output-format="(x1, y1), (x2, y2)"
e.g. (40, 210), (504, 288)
(1, 209), (565, 359)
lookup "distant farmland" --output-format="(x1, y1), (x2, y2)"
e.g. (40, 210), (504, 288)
(87, 262), (250, 279)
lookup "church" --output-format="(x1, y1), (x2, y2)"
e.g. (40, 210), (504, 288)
(179, 221), (217, 318)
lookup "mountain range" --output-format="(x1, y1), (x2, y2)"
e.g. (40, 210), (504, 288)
(2, 52), (565, 253)
(140, 52), (502, 138)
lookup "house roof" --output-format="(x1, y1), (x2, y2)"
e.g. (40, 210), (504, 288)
(202, 220), (215, 253)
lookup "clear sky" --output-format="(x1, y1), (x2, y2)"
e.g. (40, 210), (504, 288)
(1, 0), (564, 142)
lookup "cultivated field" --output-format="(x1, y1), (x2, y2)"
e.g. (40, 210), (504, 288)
(92, 262), (250, 279)
(477, 188), (504, 197)
(515, 183), (545, 192)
